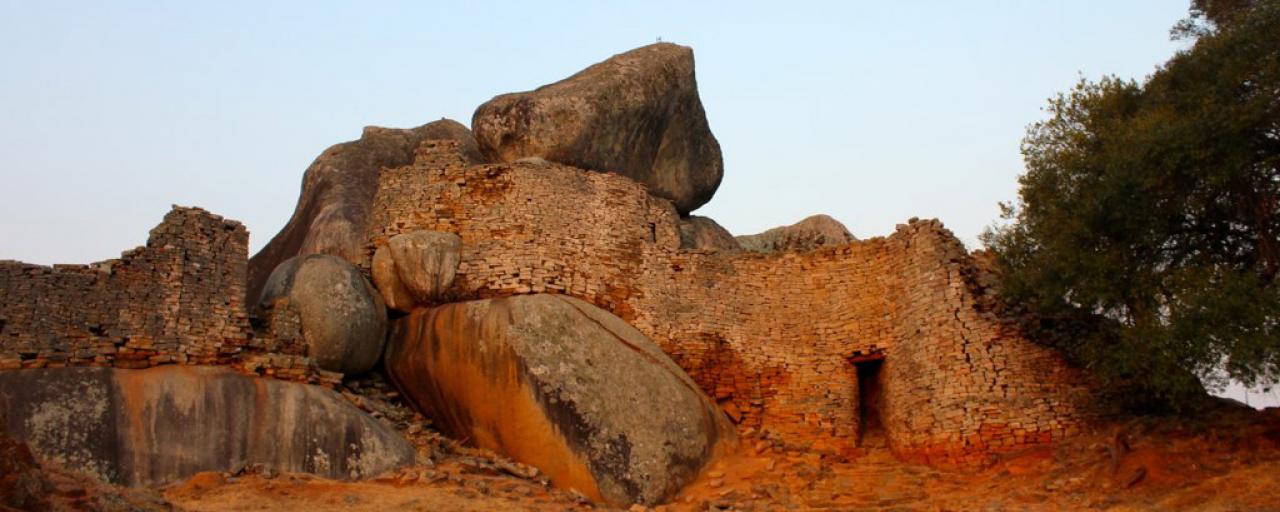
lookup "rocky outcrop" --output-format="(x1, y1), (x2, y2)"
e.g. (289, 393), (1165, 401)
(371, 231), (461, 312)
(472, 43), (723, 215)
(385, 294), (733, 507)
(736, 214), (856, 253)
(679, 215), (741, 252)
(0, 366), (414, 486)
(0, 431), (53, 511)
(247, 119), (481, 302)
(0, 430), (176, 511)
(256, 254), (387, 375)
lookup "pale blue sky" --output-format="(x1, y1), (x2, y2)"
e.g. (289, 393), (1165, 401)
(1, 2), (1276, 407)
(1, 0), (1193, 263)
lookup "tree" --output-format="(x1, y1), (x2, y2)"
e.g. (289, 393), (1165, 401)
(1191, 0), (1256, 28)
(983, 1), (1280, 409)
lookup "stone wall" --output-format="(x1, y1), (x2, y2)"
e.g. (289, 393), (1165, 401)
(361, 141), (1099, 466)
(0, 207), (337, 386)
(0, 140), (1099, 467)
(361, 140), (679, 316)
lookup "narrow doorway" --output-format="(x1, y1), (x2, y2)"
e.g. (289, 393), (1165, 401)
(851, 354), (885, 448)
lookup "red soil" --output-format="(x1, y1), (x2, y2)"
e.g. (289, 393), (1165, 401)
(159, 406), (1280, 511)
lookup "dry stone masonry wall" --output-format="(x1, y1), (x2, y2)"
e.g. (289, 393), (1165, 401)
(0, 207), (338, 387)
(362, 141), (1100, 466)
(361, 140), (681, 318)
(0, 138), (1101, 469)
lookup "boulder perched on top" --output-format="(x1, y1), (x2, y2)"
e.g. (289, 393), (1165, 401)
(678, 215), (741, 252)
(257, 254), (387, 375)
(736, 214), (856, 254)
(247, 119), (481, 302)
(385, 294), (734, 507)
(0, 366), (415, 486)
(472, 43), (723, 215)
(371, 231), (462, 312)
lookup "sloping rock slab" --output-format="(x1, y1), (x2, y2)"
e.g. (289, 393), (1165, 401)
(0, 366), (413, 486)
(385, 294), (733, 507)
(247, 119), (481, 302)
(472, 43), (723, 214)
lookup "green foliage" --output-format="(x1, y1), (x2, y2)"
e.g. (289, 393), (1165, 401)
(1175, 0), (1257, 37)
(983, 1), (1280, 409)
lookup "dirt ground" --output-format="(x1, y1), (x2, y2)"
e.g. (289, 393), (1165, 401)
(14, 372), (1275, 511)
(163, 462), (587, 512)
(158, 405), (1280, 512)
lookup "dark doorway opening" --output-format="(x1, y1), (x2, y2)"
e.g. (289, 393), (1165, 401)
(852, 355), (885, 448)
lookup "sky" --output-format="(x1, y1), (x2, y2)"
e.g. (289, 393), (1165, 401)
(1, 1), (1274, 406)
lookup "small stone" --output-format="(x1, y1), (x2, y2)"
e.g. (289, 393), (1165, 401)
(1123, 466), (1147, 489)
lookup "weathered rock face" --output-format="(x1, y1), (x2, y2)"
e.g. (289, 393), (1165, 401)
(736, 214), (856, 253)
(0, 430), (175, 511)
(385, 294), (733, 507)
(371, 231), (461, 312)
(472, 43), (723, 215)
(247, 119), (481, 302)
(371, 247), (416, 312)
(679, 215), (741, 252)
(0, 366), (414, 486)
(257, 254), (387, 375)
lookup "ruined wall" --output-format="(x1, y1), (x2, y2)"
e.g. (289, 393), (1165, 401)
(0, 207), (336, 386)
(874, 224), (1094, 465)
(0, 140), (1098, 466)
(363, 141), (1099, 465)
(1, 207), (250, 369)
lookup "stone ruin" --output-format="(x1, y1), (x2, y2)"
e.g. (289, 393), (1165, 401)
(0, 42), (1101, 507)
(0, 207), (337, 386)
(359, 140), (1098, 467)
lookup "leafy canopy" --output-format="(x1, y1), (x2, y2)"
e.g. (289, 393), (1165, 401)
(983, 0), (1280, 408)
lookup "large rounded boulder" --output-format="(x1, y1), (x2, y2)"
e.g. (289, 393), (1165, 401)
(385, 294), (734, 507)
(247, 119), (482, 302)
(678, 215), (741, 252)
(0, 366), (414, 486)
(371, 231), (462, 312)
(257, 254), (387, 375)
(472, 43), (723, 215)
(736, 214), (856, 253)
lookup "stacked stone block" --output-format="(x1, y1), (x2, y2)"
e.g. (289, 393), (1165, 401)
(0, 206), (339, 387)
(1, 207), (247, 369)
(0, 139), (1101, 467)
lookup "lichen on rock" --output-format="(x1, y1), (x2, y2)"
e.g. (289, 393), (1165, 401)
(0, 366), (415, 486)
(384, 294), (735, 507)
(256, 254), (387, 375)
